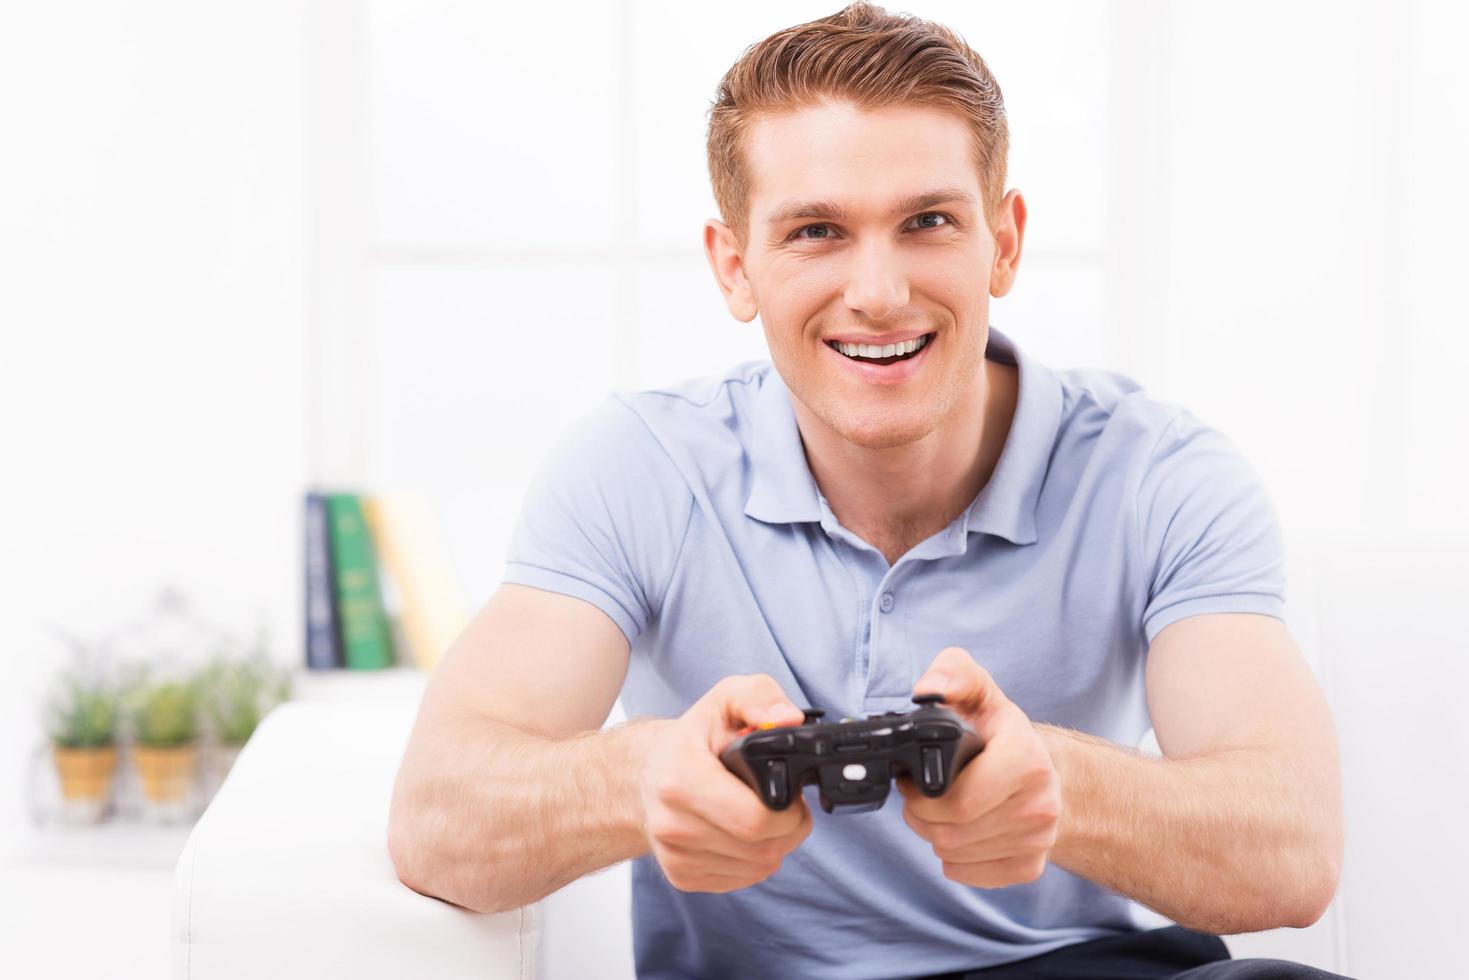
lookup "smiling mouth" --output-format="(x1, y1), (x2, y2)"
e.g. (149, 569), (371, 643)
(825, 333), (935, 366)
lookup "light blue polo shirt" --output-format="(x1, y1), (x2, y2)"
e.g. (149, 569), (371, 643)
(501, 326), (1286, 980)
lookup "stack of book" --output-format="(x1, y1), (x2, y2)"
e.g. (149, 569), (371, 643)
(304, 491), (467, 672)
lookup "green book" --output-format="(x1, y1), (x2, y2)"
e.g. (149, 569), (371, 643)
(325, 493), (394, 670)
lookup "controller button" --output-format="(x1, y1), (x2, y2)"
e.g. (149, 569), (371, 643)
(801, 708), (826, 724)
(765, 760), (790, 807)
(916, 723), (959, 741)
(841, 763), (868, 781)
(794, 733), (828, 756)
(912, 693), (946, 707)
(921, 746), (944, 791)
(746, 732), (795, 755)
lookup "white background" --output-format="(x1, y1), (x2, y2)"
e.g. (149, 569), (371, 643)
(1, 1), (1465, 977)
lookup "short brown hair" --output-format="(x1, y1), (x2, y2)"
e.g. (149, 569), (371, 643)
(705, 2), (1009, 250)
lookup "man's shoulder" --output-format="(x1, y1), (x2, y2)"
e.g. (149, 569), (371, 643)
(617, 358), (771, 411)
(554, 360), (767, 452)
(1051, 363), (1192, 462)
(611, 359), (772, 445)
(1048, 363), (1261, 519)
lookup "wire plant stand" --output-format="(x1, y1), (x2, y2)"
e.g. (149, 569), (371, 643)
(29, 586), (260, 830)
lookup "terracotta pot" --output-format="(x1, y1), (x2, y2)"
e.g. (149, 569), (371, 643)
(131, 744), (197, 803)
(52, 744), (118, 803)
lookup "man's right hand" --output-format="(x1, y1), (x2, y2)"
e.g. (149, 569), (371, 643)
(639, 674), (813, 893)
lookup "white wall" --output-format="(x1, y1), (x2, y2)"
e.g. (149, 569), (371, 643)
(1144, 0), (1469, 549)
(0, 1), (308, 851)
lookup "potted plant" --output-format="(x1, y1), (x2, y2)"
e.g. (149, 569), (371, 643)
(124, 671), (202, 820)
(45, 664), (121, 823)
(198, 642), (292, 792)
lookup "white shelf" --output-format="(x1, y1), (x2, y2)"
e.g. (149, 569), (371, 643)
(6, 821), (194, 872)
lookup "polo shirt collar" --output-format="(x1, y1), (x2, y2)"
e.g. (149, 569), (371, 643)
(960, 326), (1063, 545)
(743, 326), (1063, 546)
(744, 368), (825, 524)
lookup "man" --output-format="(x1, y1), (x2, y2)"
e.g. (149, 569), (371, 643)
(388, 4), (1346, 978)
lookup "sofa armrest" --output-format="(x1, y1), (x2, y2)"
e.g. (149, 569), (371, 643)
(171, 700), (540, 979)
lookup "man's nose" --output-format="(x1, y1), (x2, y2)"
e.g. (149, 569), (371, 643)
(842, 242), (910, 322)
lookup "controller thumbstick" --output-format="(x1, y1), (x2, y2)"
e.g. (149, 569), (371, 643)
(802, 708), (826, 724)
(911, 693), (946, 707)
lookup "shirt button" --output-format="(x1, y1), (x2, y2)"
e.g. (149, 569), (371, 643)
(879, 592), (895, 613)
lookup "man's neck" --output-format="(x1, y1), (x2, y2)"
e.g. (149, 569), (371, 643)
(793, 356), (1020, 563)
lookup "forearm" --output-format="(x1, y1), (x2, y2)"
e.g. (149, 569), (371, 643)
(388, 711), (671, 914)
(1037, 724), (1341, 934)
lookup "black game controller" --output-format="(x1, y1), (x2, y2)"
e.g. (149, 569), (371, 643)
(719, 694), (984, 814)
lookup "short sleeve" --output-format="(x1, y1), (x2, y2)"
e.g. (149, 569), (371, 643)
(502, 395), (695, 647)
(1137, 410), (1287, 645)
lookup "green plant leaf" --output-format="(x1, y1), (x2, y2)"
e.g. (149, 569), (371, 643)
(46, 666), (119, 749)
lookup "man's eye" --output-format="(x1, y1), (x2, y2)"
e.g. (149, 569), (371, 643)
(789, 223), (835, 242)
(786, 212), (954, 242)
(910, 211), (953, 230)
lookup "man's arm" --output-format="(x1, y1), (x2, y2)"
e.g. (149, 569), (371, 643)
(388, 583), (814, 915)
(1038, 612), (1344, 934)
(387, 583), (661, 915)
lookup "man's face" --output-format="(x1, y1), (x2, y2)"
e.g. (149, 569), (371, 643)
(706, 100), (1023, 451)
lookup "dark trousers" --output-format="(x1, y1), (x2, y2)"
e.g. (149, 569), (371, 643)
(915, 926), (1352, 979)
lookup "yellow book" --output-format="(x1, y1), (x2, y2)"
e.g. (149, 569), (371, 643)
(360, 492), (468, 672)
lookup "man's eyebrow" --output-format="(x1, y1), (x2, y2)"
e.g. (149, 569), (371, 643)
(764, 187), (978, 225)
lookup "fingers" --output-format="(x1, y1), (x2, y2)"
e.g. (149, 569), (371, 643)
(913, 647), (1007, 728)
(942, 854), (1050, 888)
(642, 674), (818, 895)
(647, 782), (812, 893)
(670, 751), (809, 843)
(705, 674), (806, 737)
(900, 703), (1045, 824)
(892, 675), (1063, 890)
(657, 840), (779, 880)
(682, 673), (811, 840)
(653, 812), (805, 871)
(902, 785), (1057, 856)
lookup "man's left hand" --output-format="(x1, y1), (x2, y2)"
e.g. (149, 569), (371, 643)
(897, 646), (1063, 888)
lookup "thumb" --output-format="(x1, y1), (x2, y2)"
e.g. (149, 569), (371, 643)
(913, 647), (1007, 721)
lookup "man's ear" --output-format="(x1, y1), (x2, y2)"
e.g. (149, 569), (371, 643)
(989, 189), (1027, 299)
(704, 219), (759, 322)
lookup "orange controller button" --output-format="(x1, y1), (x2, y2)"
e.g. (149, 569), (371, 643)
(734, 721), (782, 738)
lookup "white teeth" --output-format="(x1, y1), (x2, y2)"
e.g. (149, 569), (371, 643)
(832, 334), (931, 361)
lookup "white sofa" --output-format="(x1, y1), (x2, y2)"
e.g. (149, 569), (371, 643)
(170, 700), (541, 979)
